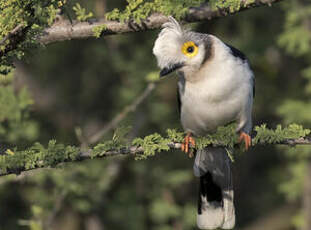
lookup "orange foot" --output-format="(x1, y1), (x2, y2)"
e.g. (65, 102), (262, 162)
(239, 132), (252, 150)
(181, 132), (196, 158)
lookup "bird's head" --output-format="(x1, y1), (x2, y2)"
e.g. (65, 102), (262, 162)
(153, 17), (212, 78)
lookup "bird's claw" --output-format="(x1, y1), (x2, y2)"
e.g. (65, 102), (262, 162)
(181, 133), (195, 158)
(239, 132), (252, 150)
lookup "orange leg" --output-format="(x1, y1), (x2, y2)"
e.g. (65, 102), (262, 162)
(181, 132), (196, 157)
(239, 132), (252, 150)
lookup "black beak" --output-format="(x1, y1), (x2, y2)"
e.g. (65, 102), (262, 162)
(160, 63), (184, 78)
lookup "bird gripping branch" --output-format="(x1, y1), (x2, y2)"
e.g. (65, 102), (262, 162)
(153, 17), (254, 229)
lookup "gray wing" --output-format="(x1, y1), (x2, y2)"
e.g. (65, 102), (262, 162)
(177, 87), (181, 116)
(226, 43), (255, 98)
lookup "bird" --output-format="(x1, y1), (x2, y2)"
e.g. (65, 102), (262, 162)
(153, 17), (254, 229)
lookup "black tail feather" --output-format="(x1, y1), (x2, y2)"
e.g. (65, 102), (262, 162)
(198, 171), (223, 214)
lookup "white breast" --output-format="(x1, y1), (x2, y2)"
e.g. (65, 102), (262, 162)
(179, 40), (253, 135)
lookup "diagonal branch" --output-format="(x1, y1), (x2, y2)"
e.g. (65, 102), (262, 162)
(0, 25), (30, 58)
(0, 24), (25, 46)
(40, 0), (284, 44)
(87, 82), (156, 145)
(1, 136), (311, 178)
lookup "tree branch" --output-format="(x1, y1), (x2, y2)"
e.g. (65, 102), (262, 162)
(1, 136), (311, 178)
(0, 24), (24, 46)
(0, 0), (284, 59)
(0, 25), (30, 58)
(87, 82), (156, 145)
(40, 0), (284, 44)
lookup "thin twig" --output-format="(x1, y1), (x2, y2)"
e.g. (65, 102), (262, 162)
(87, 82), (156, 144)
(44, 190), (66, 230)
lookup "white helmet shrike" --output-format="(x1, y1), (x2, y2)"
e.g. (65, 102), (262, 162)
(153, 17), (254, 229)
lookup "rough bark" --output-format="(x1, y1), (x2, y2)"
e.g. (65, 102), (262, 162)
(39, 0), (284, 44)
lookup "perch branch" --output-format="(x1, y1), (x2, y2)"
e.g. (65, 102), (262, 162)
(1, 137), (311, 178)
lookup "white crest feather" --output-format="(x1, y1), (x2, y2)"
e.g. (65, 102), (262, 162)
(153, 17), (185, 68)
(161, 16), (183, 35)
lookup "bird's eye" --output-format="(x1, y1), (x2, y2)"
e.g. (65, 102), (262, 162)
(182, 41), (198, 57)
(187, 46), (194, 53)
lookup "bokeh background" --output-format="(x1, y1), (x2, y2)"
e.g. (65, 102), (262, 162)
(1, 0), (311, 229)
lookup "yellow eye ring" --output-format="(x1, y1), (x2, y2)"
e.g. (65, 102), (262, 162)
(181, 41), (198, 57)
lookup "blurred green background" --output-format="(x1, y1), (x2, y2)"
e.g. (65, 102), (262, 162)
(1, 0), (311, 229)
